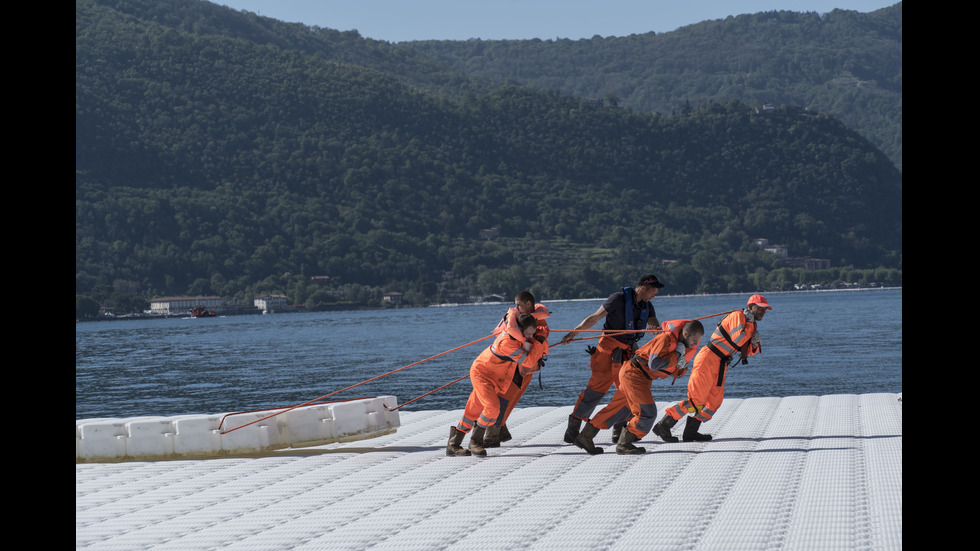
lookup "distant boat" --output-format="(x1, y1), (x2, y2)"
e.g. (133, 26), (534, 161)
(189, 306), (217, 317)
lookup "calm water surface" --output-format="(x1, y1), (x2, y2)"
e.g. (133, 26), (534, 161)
(76, 288), (902, 419)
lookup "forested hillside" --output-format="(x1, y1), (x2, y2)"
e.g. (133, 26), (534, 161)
(408, 3), (902, 170)
(75, 0), (902, 316)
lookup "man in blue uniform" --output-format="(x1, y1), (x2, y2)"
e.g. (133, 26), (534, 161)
(559, 273), (664, 444)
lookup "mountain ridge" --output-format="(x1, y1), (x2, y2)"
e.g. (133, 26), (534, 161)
(75, 0), (901, 314)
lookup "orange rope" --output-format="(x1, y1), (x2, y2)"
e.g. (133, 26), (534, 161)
(220, 309), (740, 429)
(390, 374), (470, 411)
(219, 333), (494, 434)
(214, 397), (380, 430)
(551, 310), (736, 344)
(695, 310), (739, 321)
(391, 312), (736, 408)
(551, 328), (664, 345)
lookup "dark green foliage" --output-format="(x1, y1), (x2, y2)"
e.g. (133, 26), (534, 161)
(409, 4), (902, 170)
(76, 0), (901, 311)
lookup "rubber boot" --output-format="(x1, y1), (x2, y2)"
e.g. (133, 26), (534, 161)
(683, 417), (712, 442)
(499, 424), (512, 442)
(616, 429), (646, 455)
(574, 422), (604, 455)
(611, 421), (625, 443)
(564, 415), (583, 444)
(483, 425), (502, 448)
(446, 426), (471, 456)
(468, 425), (488, 456)
(652, 414), (679, 443)
(565, 415), (582, 444)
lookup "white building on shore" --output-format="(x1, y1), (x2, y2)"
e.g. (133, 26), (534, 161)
(254, 294), (288, 313)
(149, 296), (222, 315)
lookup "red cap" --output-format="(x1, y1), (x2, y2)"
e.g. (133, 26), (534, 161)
(747, 294), (772, 310)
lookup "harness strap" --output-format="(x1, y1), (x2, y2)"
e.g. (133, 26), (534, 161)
(629, 357), (654, 380)
(491, 335), (525, 364)
(707, 342), (730, 362)
(717, 323), (740, 352)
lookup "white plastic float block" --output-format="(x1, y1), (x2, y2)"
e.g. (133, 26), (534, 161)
(76, 395), (400, 462)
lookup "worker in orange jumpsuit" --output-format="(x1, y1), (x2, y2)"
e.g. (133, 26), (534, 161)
(483, 291), (551, 448)
(559, 274), (664, 444)
(574, 319), (703, 455)
(447, 313), (547, 456)
(653, 295), (771, 443)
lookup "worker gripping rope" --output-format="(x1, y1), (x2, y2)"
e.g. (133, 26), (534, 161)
(447, 312), (547, 457)
(653, 295), (771, 443)
(483, 291), (551, 448)
(575, 319), (703, 455)
(560, 273), (664, 444)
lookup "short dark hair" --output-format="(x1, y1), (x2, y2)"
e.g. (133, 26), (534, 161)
(515, 291), (535, 304)
(517, 313), (537, 331)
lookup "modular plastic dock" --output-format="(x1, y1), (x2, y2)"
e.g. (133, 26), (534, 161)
(76, 393), (902, 550)
(76, 396), (400, 462)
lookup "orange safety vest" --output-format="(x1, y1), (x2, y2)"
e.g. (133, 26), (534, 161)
(492, 304), (551, 341)
(660, 319), (699, 365)
(628, 319), (695, 379)
(483, 327), (546, 371)
(705, 310), (758, 384)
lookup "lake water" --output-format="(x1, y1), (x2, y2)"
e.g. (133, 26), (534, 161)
(75, 288), (902, 420)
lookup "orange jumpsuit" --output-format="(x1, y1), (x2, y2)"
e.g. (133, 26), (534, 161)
(666, 310), (759, 424)
(589, 320), (698, 438)
(456, 328), (546, 433)
(491, 305), (550, 426)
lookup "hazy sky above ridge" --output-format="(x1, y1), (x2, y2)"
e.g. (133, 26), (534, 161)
(214, 1), (898, 43)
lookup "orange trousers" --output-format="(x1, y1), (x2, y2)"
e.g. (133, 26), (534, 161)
(590, 360), (660, 438)
(497, 369), (533, 425)
(666, 347), (726, 423)
(570, 337), (630, 421)
(457, 358), (517, 432)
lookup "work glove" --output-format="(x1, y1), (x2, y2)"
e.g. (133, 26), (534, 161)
(586, 345), (597, 355)
(751, 330), (761, 346)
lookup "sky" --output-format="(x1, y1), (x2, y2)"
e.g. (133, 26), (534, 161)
(214, 0), (898, 43)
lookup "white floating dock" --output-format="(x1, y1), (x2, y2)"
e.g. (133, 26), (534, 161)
(76, 396), (400, 462)
(76, 393), (902, 550)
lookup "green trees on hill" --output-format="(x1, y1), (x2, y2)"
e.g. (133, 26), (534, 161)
(409, 4), (902, 170)
(75, 0), (901, 312)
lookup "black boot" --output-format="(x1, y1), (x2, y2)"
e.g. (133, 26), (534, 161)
(483, 425), (502, 448)
(574, 422), (604, 455)
(564, 415), (583, 444)
(468, 425), (488, 456)
(683, 418), (712, 442)
(499, 424), (512, 442)
(652, 415), (679, 443)
(446, 426), (471, 456)
(611, 422), (625, 443)
(616, 429), (646, 455)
